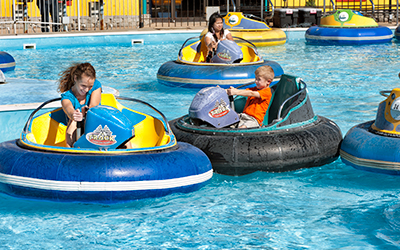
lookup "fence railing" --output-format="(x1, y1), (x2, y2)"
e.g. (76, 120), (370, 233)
(0, 0), (398, 35)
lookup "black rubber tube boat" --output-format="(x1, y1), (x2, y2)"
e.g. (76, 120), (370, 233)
(169, 74), (343, 176)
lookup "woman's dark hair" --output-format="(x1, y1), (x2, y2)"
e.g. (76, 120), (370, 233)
(58, 62), (96, 93)
(208, 12), (224, 43)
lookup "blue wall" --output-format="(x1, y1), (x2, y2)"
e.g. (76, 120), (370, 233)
(0, 31), (201, 50)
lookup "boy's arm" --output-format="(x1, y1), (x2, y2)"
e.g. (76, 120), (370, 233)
(226, 87), (261, 98)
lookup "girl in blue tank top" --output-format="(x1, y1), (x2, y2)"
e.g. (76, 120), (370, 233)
(58, 63), (102, 147)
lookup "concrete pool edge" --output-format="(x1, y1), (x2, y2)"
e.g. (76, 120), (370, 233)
(0, 102), (61, 112)
(0, 28), (316, 50)
(0, 29), (205, 50)
(0, 28), (302, 50)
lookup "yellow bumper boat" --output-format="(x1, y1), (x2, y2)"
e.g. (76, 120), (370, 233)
(223, 12), (287, 47)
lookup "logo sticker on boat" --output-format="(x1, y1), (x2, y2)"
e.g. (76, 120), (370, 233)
(390, 97), (400, 120)
(86, 125), (117, 146)
(228, 15), (239, 25)
(209, 99), (230, 118)
(338, 12), (349, 22)
(217, 51), (231, 61)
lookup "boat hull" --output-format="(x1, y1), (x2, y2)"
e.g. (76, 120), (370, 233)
(230, 28), (287, 47)
(340, 120), (400, 175)
(223, 12), (286, 46)
(305, 26), (393, 45)
(395, 25), (400, 41)
(0, 140), (213, 203)
(170, 116), (342, 176)
(0, 51), (15, 72)
(157, 60), (284, 88)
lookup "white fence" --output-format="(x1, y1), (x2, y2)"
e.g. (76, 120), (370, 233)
(0, 0), (207, 34)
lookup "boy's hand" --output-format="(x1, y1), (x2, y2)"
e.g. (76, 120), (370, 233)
(226, 86), (236, 96)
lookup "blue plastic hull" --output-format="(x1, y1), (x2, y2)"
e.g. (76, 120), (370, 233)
(157, 60), (284, 88)
(0, 51), (15, 72)
(0, 140), (213, 203)
(395, 25), (400, 41)
(305, 26), (393, 45)
(340, 121), (400, 175)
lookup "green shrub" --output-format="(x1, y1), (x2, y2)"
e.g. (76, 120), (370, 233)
(305, 0), (316, 7)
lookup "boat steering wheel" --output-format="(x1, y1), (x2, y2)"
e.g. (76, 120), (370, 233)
(380, 90), (391, 97)
(228, 81), (256, 111)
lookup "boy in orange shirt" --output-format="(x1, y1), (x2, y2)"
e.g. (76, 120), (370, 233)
(226, 65), (274, 128)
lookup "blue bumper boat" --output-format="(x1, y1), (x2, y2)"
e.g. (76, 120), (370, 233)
(306, 9), (393, 45)
(157, 36), (283, 88)
(395, 25), (400, 41)
(0, 51), (15, 72)
(0, 93), (212, 203)
(341, 88), (400, 175)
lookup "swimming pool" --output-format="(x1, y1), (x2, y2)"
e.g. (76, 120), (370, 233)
(1, 29), (400, 248)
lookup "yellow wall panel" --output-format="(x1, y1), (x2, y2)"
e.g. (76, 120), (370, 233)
(0, 0), (139, 18)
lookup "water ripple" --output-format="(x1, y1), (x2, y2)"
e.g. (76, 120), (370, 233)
(1, 31), (400, 249)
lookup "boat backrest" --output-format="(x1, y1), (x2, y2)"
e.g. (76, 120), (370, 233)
(239, 44), (261, 63)
(264, 74), (300, 126)
(179, 36), (208, 63)
(193, 35), (209, 62)
(233, 95), (247, 113)
(27, 108), (68, 147)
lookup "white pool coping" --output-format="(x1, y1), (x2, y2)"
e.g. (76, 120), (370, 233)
(0, 102), (61, 112)
(0, 25), (397, 40)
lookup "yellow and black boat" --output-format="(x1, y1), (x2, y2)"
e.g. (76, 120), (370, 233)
(170, 74), (342, 176)
(223, 12), (287, 47)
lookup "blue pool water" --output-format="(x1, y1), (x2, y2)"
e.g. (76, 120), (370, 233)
(1, 30), (400, 248)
